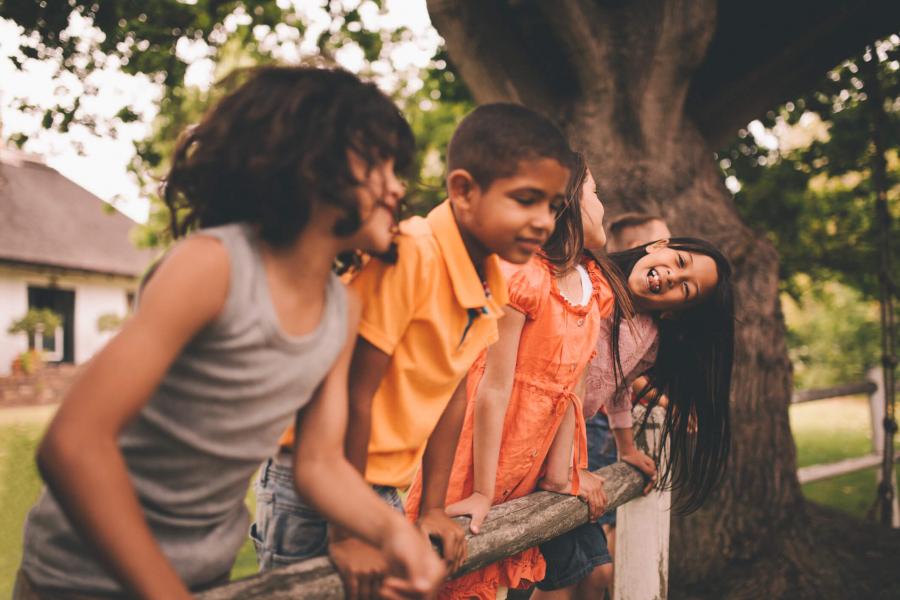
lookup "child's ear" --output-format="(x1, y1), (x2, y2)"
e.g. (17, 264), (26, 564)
(645, 239), (670, 254)
(447, 169), (479, 212)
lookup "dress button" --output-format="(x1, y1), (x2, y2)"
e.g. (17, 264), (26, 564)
(531, 449), (538, 457)
(577, 318), (585, 327)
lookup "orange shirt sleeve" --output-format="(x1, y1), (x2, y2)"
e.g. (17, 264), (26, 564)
(350, 238), (425, 356)
(504, 258), (547, 320)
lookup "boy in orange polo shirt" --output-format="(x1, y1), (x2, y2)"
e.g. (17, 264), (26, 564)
(253, 103), (574, 598)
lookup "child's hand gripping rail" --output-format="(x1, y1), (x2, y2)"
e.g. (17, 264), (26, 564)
(196, 406), (665, 600)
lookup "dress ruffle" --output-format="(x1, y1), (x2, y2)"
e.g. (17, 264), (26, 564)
(407, 256), (612, 599)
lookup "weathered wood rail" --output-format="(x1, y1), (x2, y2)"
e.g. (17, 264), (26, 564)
(791, 381), (877, 404)
(199, 407), (667, 600)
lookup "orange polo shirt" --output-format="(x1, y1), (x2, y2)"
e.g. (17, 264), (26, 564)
(358, 201), (508, 487)
(277, 201), (508, 488)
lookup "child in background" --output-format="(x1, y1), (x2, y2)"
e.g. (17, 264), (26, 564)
(252, 103), (574, 599)
(579, 212), (673, 598)
(404, 155), (624, 600)
(14, 67), (445, 600)
(534, 234), (735, 600)
(606, 212), (671, 253)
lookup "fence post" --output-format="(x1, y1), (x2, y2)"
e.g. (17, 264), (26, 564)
(614, 406), (670, 600)
(868, 366), (900, 528)
(869, 366), (886, 456)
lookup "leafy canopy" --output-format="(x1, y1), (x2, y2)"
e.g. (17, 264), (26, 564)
(0, 0), (474, 247)
(718, 40), (900, 302)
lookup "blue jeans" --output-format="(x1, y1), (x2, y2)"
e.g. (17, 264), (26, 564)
(538, 413), (618, 590)
(250, 458), (402, 571)
(586, 412), (618, 527)
(537, 521), (611, 590)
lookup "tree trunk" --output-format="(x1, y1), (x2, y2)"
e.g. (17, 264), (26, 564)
(426, 1), (900, 597)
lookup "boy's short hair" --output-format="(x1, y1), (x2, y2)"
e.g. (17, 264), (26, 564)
(608, 212), (666, 236)
(447, 103), (572, 189)
(607, 212), (671, 252)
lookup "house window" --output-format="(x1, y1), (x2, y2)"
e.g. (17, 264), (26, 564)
(35, 324), (64, 362)
(27, 286), (75, 363)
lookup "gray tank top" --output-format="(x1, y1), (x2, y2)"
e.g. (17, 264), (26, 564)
(21, 224), (347, 594)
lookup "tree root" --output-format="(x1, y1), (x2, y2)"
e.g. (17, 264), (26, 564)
(672, 501), (900, 599)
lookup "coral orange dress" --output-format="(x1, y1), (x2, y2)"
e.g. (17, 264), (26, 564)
(406, 255), (613, 599)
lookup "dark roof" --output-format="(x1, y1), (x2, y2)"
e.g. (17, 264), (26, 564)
(0, 149), (155, 278)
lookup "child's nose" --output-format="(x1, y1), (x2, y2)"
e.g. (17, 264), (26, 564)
(384, 179), (405, 208)
(536, 206), (555, 231)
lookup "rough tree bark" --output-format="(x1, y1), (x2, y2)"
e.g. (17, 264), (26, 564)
(427, 1), (900, 597)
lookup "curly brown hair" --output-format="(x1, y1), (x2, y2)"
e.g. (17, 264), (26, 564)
(163, 66), (415, 247)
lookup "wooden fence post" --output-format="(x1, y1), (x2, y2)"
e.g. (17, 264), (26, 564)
(869, 366), (886, 456)
(868, 366), (900, 528)
(614, 405), (670, 600)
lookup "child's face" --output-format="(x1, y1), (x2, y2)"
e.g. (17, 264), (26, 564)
(453, 158), (570, 265)
(627, 243), (718, 312)
(347, 155), (406, 253)
(580, 170), (607, 250)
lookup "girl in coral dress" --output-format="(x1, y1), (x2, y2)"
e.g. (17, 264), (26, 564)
(405, 154), (623, 599)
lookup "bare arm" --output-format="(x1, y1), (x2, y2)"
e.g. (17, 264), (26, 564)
(445, 308), (527, 533)
(344, 337), (390, 475)
(540, 374), (608, 519)
(470, 309), (526, 500)
(612, 426), (657, 494)
(631, 375), (668, 408)
(540, 367), (587, 493)
(415, 376), (469, 573)
(293, 292), (444, 597)
(539, 401), (577, 493)
(420, 377), (468, 515)
(294, 292), (401, 545)
(36, 237), (229, 600)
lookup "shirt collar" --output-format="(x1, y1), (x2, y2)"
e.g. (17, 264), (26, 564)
(426, 200), (509, 316)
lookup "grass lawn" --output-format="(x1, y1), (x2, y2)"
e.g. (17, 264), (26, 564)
(790, 396), (900, 518)
(0, 396), (896, 596)
(0, 408), (259, 598)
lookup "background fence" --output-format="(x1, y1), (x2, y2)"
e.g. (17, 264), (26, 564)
(793, 367), (899, 528)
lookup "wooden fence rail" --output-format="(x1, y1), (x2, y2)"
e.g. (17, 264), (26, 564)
(791, 366), (899, 528)
(791, 381), (877, 404)
(200, 408), (667, 600)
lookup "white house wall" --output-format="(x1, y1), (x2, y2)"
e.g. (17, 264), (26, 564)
(0, 265), (136, 376)
(0, 276), (29, 376)
(74, 283), (131, 364)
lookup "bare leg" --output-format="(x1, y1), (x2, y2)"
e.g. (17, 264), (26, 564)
(575, 563), (613, 600)
(532, 585), (576, 600)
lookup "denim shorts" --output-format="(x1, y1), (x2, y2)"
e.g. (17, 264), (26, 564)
(537, 521), (611, 590)
(586, 412), (618, 527)
(250, 458), (403, 571)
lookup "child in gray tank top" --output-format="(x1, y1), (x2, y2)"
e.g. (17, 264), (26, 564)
(15, 66), (444, 600)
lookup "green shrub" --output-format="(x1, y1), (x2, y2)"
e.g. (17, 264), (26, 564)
(7, 309), (63, 350)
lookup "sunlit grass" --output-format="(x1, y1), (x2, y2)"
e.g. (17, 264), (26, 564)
(790, 395), (898, 519)
(0, 420), (45, 599)
(0, 410), (260, 593)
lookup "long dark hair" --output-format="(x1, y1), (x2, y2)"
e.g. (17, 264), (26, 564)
(609, 237), (734, 513)
(542, 152), (585, 274)
(163, 65), (415, 248)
